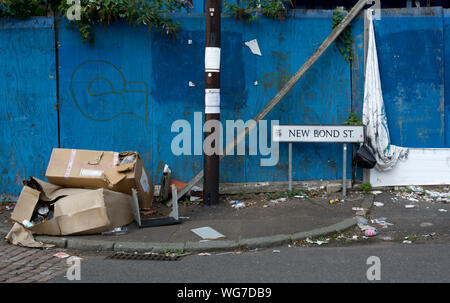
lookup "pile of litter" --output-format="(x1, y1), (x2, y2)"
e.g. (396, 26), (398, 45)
(4, 148), (183, 248)
(392, 186), (450, 204)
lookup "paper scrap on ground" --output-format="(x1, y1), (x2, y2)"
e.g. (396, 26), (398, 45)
(373, 202), (384, 207)
(244, 39), (262, 56)
(306, 237), (329, 245)
(230, 200), (246, 209)
(53, 252), (70, 259)
(191, 227), (225, 240)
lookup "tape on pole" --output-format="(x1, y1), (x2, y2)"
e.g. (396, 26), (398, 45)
(205, 47), (221, 72)
(205, 89), (220, 113)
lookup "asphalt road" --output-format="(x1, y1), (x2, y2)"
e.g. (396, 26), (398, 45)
(49, 240), (449, 283)
(48, 190), (449, 283)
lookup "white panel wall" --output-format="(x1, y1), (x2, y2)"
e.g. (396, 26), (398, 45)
(370, 148), (450, 187)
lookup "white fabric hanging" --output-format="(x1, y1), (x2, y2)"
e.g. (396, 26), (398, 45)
(362, 10), (408, 171)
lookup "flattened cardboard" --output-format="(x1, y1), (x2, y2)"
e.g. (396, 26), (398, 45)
(45, 148), (154, 209)
(11, 178), (134, 236)
(5, 223), (54, 248)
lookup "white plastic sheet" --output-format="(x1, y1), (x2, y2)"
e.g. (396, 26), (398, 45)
(362, 10), (408, 171)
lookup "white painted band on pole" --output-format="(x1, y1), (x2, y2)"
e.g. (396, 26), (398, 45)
(205, 106), (220, 114)
(205, 47), (221, 71)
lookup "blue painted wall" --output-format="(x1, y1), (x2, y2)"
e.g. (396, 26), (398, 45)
(57, 11), (352, 187)
(0, 17), (58, 198)
(1, 8), (449, 196)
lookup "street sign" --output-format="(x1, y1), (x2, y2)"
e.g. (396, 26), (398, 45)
(272, 124), (365, 198)
(272, 125), (365, 143)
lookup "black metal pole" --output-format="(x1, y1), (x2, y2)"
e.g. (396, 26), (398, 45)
(204, 0), (221, 205)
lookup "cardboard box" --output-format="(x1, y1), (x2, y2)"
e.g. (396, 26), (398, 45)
(45, 148), (153, 209)
(11, 177), (134, 236)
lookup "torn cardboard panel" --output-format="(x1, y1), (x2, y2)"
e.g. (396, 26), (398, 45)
(5, 223), (54, 248)
(45, 148), (154, 209)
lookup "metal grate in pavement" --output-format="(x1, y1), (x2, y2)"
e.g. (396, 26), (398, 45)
(107, 252), (182, 261)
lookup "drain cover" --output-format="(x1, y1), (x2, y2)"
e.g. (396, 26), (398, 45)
(108, 252), (181, 261)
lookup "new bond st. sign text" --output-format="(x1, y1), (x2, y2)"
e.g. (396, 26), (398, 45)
(272, 125), (365, 143)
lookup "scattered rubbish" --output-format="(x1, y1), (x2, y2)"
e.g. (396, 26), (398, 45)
(102, 227), (128, 236)
(352, 235), (358, 240)
(358, 224), (376, 231)
(179, 216), (190, 220)
(371, 190), (383, 195)
(393, 186), (450, 203)
(190, 196), (201, 202)
(170, 179), (187, 192)
(191, 226), (225, 240)
(305, 237), (329, 245)
(267, 197), (287, 207)
(140, 209), (157, 216)
(356, 217), (368, 225)
(244, 39), (262, 56)
(230, 200), (246, 209)
(159, 164), (172, 203)
(381, 236), (393, 241)
(364, 229), (378, 237)
(373, 202), (384, 207)
(403, 240), (412, 244)
(53, 252), (70, 259)
(329, 198), (340, 204)
(22, 220), (33, 228)
(419, 222), (433, 227)
(438, 209), (448, 212)
(423, 232), (436, 238)
(294, 195), (305, 199)
(352, 207), (368, 216)
(133, 186), (180, 228)
(372, 218), (394, 227)
(198, 252), (211, 256)
(405, 204), (416, 208)
(272, 250), (280, 253)
(249, 248), (264, 252)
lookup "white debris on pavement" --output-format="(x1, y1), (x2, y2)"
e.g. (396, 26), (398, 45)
(373, 202), (384, 207)
(305, 237), (329, 245)
(230, 200), (246, 209)
(191, 227), (225, 240)
(392, 186), (450, 203)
